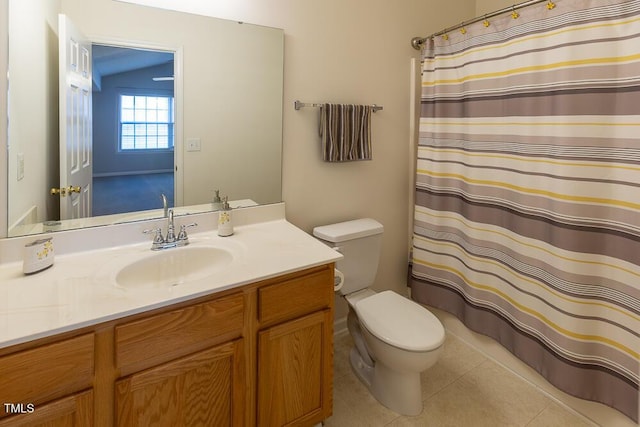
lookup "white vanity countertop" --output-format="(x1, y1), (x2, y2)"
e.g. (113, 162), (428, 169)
(0, 218), (342, 350)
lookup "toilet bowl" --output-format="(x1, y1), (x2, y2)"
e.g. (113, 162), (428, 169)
(346, 289), (444, 415)
(313, 219), (445, 416)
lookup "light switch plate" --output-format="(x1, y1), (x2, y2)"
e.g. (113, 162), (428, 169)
(186, 138), (201, 152)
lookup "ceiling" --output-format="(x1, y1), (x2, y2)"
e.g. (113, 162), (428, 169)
(92, 44), (173, 87)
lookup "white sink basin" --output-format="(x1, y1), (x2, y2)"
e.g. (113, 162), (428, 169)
(114, 246), (233, 289)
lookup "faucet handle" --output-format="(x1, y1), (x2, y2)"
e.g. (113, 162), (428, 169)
(177, 223), (198, 244)
(143, 227), (164, 244)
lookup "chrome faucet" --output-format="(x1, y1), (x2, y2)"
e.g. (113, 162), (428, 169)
(143, 209), (197, 250)
(160, 193), (168, 218)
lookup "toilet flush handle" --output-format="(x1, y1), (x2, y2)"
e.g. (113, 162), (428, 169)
(334, 269), (345, 292)
(331, 247), (344, 291)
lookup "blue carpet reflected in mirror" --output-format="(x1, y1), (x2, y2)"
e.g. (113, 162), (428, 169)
(93, 173), (174, 216)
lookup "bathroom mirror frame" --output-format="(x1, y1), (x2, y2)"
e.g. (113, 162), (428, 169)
(2, 0), (284, 239)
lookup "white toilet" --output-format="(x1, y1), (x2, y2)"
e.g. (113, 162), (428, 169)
(313, 218), (445, 416)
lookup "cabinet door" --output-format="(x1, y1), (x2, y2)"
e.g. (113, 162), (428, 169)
(0, 389), (93, 427)
(257, 310), (333, 427)
(115, 339), (244, 427)
(0, 334), (94, 411)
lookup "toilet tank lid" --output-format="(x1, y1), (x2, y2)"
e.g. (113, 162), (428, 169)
(313, 218), (383, 243)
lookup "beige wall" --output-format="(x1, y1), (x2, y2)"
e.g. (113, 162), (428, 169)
(7, 0), (60, 231)
(476, 0), (514, 15)
(273, 1), (473, 319)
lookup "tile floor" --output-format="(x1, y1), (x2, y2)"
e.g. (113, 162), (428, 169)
(324, 332), (594, 427)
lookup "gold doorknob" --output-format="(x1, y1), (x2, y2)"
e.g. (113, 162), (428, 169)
(51, 187), (67, 196)
(50, 186), (82, 197)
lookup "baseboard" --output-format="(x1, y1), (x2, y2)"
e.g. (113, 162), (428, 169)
(334, 316), (348, 337)
(93, 169), (173, 178)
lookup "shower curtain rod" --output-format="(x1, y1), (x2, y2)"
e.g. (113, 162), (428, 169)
(411, 0), (550, 50)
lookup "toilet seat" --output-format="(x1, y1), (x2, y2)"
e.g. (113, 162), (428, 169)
(353, 290), (445, 352)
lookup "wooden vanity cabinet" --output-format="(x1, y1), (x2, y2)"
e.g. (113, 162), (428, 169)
(0, 264), (334, 427)
(256, 266), (334, 426)
(0, 334), (95, 426)
(113, 292), (246, 426)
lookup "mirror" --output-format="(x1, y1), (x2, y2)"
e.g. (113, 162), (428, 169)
(6, 0), (284, 237)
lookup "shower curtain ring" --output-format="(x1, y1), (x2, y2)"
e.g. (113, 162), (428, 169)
(511, 6), (520, 19)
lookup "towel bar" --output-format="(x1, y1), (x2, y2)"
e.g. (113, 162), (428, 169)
(294, 100), (383, 112)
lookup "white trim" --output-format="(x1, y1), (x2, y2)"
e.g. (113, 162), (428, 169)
(0, 1), (8, 239)
(173, 46), (184, 207)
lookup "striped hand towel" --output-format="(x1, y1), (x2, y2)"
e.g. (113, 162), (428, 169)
(319, 103), (372, 162)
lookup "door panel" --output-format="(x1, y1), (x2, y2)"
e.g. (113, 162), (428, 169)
(58, 14), (92, 220)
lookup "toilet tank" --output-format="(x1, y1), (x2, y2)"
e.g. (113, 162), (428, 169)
(313, 218), (383, 295)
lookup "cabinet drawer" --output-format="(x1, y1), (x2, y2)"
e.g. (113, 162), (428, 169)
(258, 268), (333, 325)
(0, 334), (94, 413)
(115, 292), (244, 375)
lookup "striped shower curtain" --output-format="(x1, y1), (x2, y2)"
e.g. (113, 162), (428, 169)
(410, 0), (640, 421)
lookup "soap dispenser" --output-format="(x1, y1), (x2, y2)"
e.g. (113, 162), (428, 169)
(212, 189), (223, 210)
(218, 196), (234, 237)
